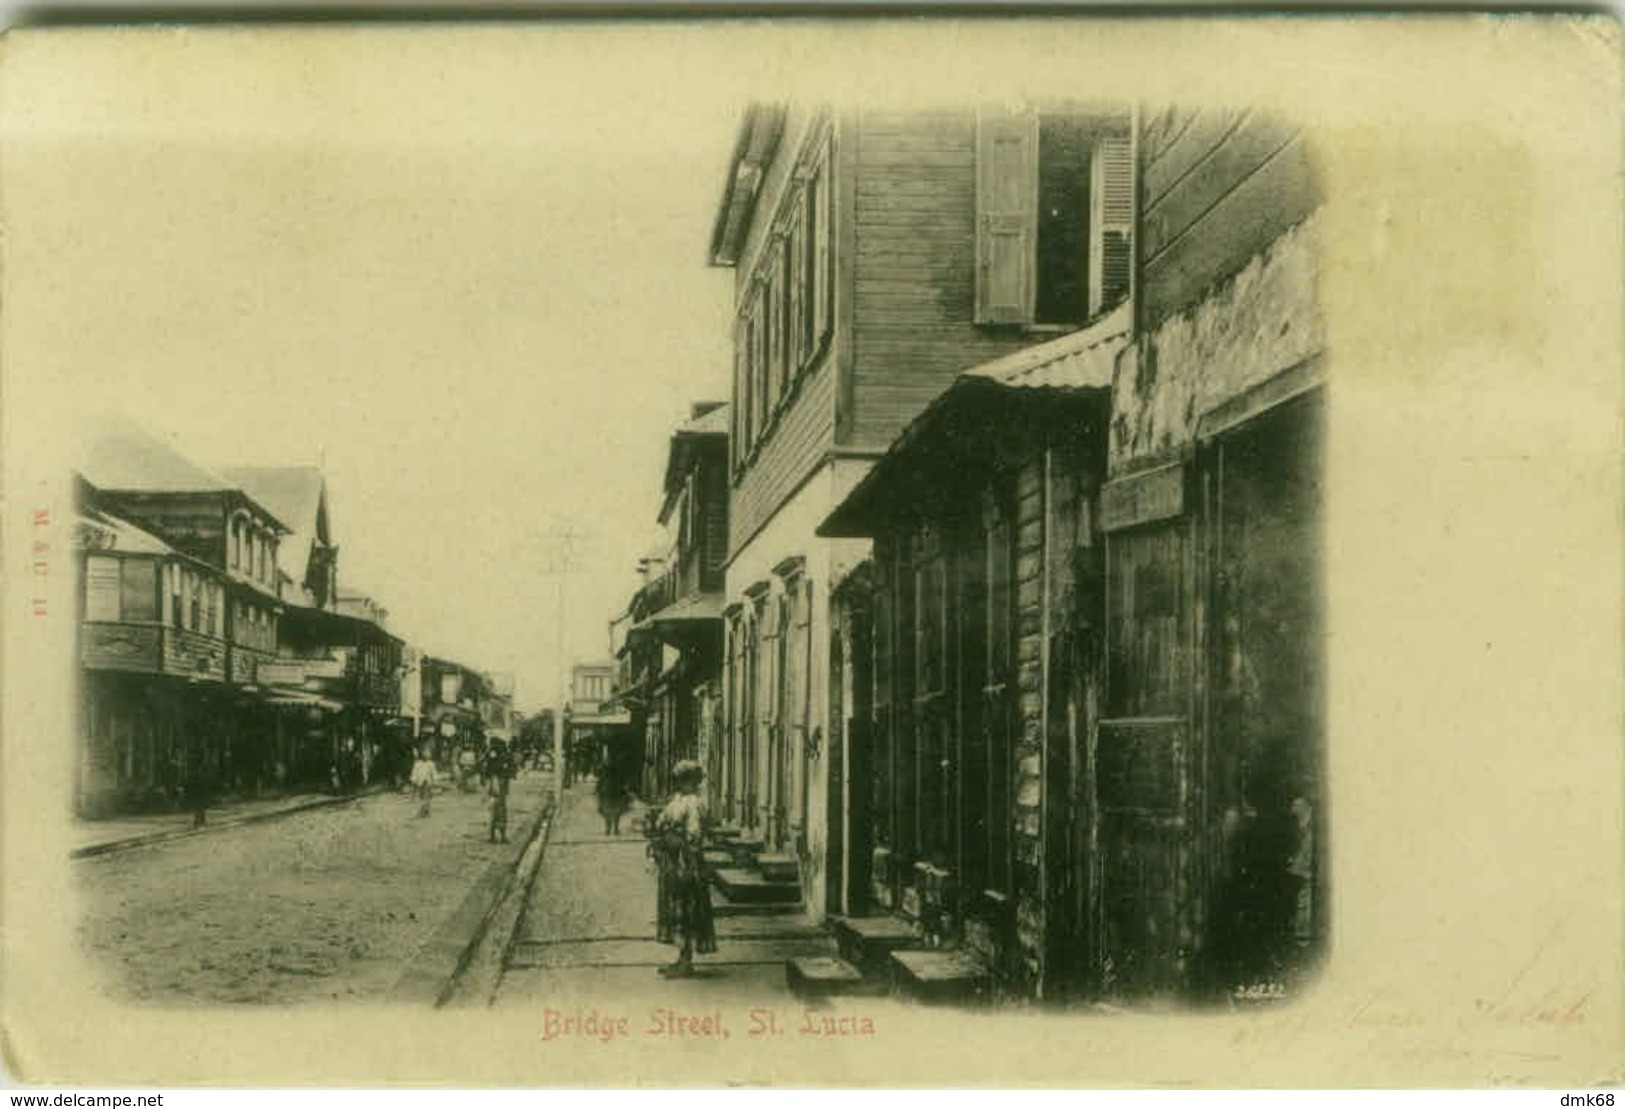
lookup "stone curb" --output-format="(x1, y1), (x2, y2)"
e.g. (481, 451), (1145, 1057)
(388, 784), (558, 1008)
(69, 786), (389, 860)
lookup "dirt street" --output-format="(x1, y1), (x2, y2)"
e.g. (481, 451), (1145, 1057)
(75, 774), (552, 1005)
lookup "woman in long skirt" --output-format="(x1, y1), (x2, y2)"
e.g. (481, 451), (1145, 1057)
(648, 760), (717, 978)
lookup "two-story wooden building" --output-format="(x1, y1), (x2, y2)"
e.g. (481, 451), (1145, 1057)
(628, 402), (731, 803)
(74, 421), (290, 814)
(708, 102), (1141, 921)
(815, 103), (1325, 1005)
(224, 467), (405, 791)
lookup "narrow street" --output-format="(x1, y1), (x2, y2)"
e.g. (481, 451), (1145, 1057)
(490, 780), (833, 1012)
(74, 771), (554, 1005)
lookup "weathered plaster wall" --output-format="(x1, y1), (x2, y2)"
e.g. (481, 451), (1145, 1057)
(1110, 211), (1325, 475)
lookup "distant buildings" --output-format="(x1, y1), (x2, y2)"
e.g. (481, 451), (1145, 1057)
(73, 422), (517, 815)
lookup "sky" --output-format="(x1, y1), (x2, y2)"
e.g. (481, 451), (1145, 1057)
(5, 29), (743, 712)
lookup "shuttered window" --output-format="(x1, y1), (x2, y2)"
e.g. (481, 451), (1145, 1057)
(1089, 135), (1135, 317)
(85, 556), (121, 622)
(777, 242), (794, 396)
(122, 559), (158, 623)
(976, 109), (1134, 327)
(764, 260), (782, 418)
(975, 109), (1039, 325)
(789, 196), (807, 371)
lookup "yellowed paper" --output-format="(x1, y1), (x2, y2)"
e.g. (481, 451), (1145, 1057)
(2, 16), (1620, 1088)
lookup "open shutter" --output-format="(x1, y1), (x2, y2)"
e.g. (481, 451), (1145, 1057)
(85, 556), (121, 622)
(1089, 134), (1135, 318)
(789, 195), (807, 372)
(813, 154), (833, 351)
(975, 109), (1039, 325)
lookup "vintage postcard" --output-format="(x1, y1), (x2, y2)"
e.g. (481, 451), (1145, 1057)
(0, 14), (1619, 1089)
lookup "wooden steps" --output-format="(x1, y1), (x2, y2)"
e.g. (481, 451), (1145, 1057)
(755, 852), (800, 882)
(786, 955), (888, 1000)
(890, 948), (994, 1005)
(832, 913), (922, 971)
(712, 866), (802, 905)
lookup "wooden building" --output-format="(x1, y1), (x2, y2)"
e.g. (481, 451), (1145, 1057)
(814, 103), (1325, 1005)
(73, 422), (290, 815)
(565, 660), (633, 785)
(628, 402), (730, 803)
(708, 103), (1134, 920)
(226, 467), (404, 791)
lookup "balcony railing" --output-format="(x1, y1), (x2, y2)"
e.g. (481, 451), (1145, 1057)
(636, 549), (722, 618)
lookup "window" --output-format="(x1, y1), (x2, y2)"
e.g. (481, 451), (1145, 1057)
(230, 520), (240, 569)
(731, 128), (835, 466)
(975, 107), (1133, 327)
(776, 240), (793, 398)
(764, 260), (782, 417)
(84, 556), (121, 622)
(188, 572), (202, 632)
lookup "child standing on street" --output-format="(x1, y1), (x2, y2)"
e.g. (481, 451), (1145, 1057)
(410, 746), (437, 818)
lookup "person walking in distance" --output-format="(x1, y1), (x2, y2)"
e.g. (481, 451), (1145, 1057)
(648, 760), (717, 978)
(410, 745), (437, 818)
(596, 747), (631, 836)
(483, 738), (516, 844)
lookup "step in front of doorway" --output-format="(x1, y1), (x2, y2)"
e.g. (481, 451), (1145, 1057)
(832, 913), (922, 971)
(710, 887), (804, 918)
(890, 948), (993, 1006)
(754, 852), (800, 882)
(786, 955), (890, 1000)
(712, 866), (802, 905)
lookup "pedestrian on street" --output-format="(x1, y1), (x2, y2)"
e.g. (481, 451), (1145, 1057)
(410, 746), (437, 818)
(648, 759), (716, 979)
(483, 738), (516, 844)
(186, 754), (211, 829)
(596, 748), (631, 837)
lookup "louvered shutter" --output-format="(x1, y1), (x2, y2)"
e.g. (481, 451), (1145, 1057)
(789, 196), (807, 371)
(812, 156), (833, 351)
(975, 109), (1039, 325)
(85, 556), (120, 622)
(1089, 134), (1135, 318)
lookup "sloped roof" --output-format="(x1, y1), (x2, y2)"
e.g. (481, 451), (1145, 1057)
(75, 505), (176, 557)
(217, 466), (329, 582)
(658, 402), (729, 525)
(818, 307), (1130, 539)
(961, 301), (1130, 390)
(678, 403), (729, 437)
(79, 418), (231, 493)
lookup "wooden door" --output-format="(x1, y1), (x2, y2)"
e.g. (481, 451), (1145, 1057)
(1096, 520), (1194, 999)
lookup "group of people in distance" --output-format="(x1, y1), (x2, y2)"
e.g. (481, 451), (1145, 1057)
(408, 737), (516, 842)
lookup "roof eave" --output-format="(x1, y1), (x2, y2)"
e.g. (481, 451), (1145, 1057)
(707, 104), (787, 268)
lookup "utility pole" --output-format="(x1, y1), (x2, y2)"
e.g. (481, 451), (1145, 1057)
(538, 526), (587, 781)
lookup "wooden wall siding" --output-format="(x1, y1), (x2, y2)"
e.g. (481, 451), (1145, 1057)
(1139, 107), (1320, 331)
(96, 493), (226, 567)
(82, 623), (163, 673)
(1011, 455), (1046, 981)
(847, 111), (1035, 453)
(727, 358), (836, 562)
(163, 628), (228, 682)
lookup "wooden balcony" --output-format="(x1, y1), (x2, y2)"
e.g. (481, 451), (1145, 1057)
(82, 621), (228, 683)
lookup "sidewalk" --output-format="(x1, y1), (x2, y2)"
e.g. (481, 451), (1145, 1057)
(491, 780), (834, 1009)
(69, 785), (389, 858)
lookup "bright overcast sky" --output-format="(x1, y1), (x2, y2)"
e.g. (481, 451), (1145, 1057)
(5, 28), (752, 711)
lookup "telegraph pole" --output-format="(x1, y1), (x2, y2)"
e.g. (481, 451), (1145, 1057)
(538, 526), (586, 782)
